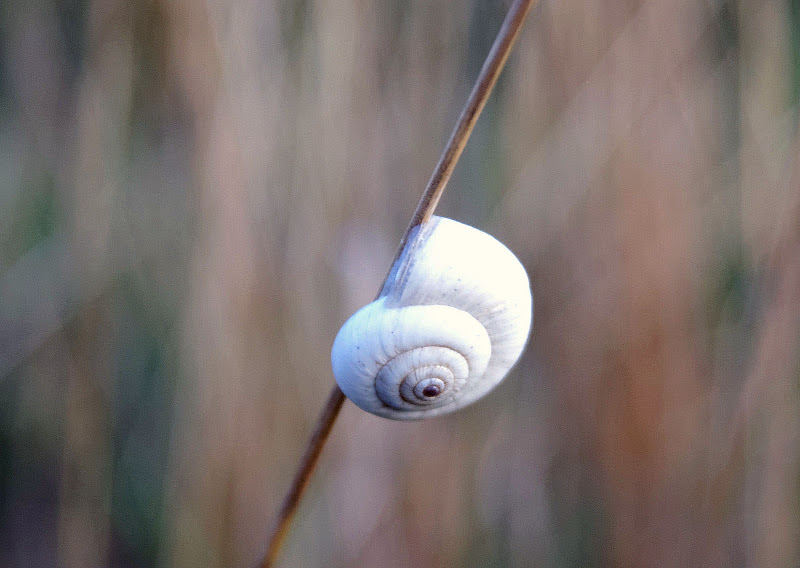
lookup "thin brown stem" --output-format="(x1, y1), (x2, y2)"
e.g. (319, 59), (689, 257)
(260, 386), (345, 568)
(407, 0), (537, 231)
(260, 1), (537, 565)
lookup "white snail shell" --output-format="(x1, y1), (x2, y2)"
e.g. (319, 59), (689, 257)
(331, 216), (533, 420)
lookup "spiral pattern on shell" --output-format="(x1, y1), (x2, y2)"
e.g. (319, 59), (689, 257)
(331, 216), (533, 420)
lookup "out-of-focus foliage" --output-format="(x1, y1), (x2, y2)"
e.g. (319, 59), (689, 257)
(1, 0), (799, 566)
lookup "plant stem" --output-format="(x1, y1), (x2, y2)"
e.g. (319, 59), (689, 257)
(260, 0), (537, 565)
(260, 387), (345, 568)
(408, 0), (538, 230)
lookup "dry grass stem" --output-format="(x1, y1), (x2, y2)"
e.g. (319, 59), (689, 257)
(259, 0), (538, 565)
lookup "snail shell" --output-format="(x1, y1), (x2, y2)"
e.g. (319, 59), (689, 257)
(331, 216), (533, 420)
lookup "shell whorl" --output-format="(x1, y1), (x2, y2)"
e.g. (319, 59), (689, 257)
(331, 216), (533, 420)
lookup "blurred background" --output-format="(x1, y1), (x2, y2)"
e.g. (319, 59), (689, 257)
(1, 0), (799, 566)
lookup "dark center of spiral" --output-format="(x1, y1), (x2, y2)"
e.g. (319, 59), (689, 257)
(421, 384), (442, 397)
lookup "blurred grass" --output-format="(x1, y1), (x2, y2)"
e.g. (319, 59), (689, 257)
(1, 0), (800, 567)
